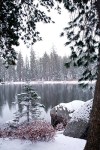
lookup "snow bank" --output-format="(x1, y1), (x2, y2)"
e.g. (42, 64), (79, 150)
(0, 132), (86, 150)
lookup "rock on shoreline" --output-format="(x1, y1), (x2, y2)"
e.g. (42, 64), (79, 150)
(50, 100), (85, 127)
(63, 99), (93, 139)
(50, 99), (93, 139)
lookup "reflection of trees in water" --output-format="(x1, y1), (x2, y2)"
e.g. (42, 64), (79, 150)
(0, 84), (93, 116)
(0, 84), (23, 116)
(31, 84), (93, 112)
(70, 85), (93, 101)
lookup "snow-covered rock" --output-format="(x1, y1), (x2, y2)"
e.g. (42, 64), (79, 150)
(63, 99), (93, 139)
(50, 100), (85, 127)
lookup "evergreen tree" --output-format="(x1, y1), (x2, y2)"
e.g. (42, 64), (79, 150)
(50, 49), (61, 80)
(30, 48), (37, 80)
(37, 58), (44, 80)
(0, 50), (88, 82)
(41, 52), (51, 80)
(24, 56), (30, 81)
(61, 56), (68, 80)
(6, 66), (16, 81)
(17, 52), (24, 81)
(15, 84), (44, 123)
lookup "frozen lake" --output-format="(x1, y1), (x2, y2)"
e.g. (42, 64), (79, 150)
(0, 82), (93, 124)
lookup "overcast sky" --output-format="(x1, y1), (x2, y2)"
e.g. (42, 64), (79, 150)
(15, 3), (71, 59)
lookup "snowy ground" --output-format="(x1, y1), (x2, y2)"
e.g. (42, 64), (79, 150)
(0, 131), (86, 150)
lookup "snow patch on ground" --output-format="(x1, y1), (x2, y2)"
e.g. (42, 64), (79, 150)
(70, 99), (93, 122)
(0, 132), (86, 150)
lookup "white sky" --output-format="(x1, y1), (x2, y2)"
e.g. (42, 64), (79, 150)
(15, 4), (71, 59)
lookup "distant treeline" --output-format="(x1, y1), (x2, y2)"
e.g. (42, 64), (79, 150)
(0, 49), (83, 82)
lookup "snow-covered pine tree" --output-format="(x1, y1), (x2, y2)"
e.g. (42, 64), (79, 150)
(14, 84), (44, 123)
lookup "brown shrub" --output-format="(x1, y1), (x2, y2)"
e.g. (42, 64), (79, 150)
(0, 121), (55, 142)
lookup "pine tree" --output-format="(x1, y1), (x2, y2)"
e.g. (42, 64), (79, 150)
(16, 52), (24, 81)
(42, 52), (51, 80)
(50, 49), (61, 80)
(24, 56), (30, 81)
(15, 84), (44, 123)
(30, 48), (37, 80)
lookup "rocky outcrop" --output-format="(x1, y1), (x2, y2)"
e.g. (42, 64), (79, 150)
(50, 100), (85, 127)
(63, 99), (93, 139)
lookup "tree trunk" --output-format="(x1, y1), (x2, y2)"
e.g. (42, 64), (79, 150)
(84, 62), (100, 150)
(27, 105), (30, 123)
(84, 1), (100, 148)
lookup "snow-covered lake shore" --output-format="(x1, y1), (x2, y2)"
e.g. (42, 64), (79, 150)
(0, 80), (96, 85)
(0, 131), (86, 150)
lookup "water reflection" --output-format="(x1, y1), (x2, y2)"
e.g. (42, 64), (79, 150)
(0, 83), (93, 123)
(34, 84), (93, 110)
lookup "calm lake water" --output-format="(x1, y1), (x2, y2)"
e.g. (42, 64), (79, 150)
(0, 83), (93, 124)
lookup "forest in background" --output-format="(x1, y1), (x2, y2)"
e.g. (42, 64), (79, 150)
(0, 48), (87, 82)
